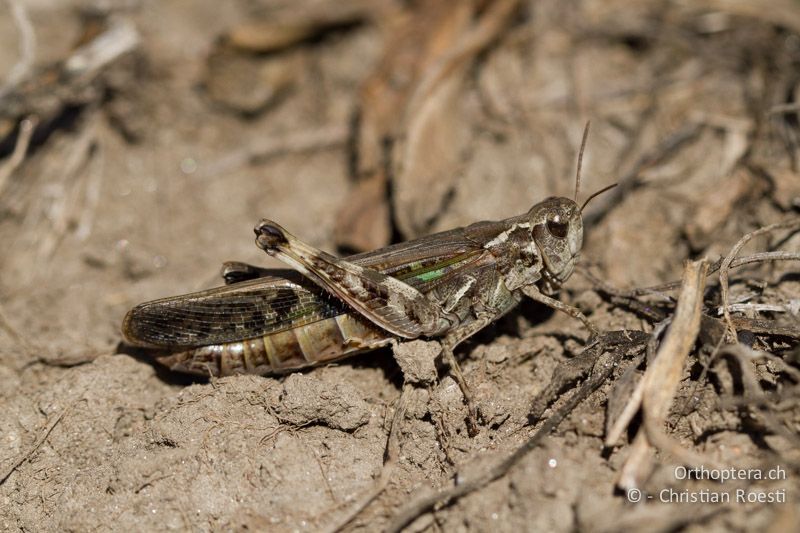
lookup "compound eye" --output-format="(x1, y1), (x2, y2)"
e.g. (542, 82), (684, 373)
(546, 215), (569, 239)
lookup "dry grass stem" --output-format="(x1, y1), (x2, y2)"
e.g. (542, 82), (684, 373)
(605, 320), (670, 446)
(618, 260), (716, 489)
(0, 116), (37, 198)
(387, 332), (647, 533)
(326, 384), (411, 533)
(720, 219), (800, 340)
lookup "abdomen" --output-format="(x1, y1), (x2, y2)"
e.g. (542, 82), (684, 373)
(155, 314), (392, 377)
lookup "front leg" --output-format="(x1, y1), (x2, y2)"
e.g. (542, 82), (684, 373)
(254, 219), (447, 339)
(522, 285), (598, 335)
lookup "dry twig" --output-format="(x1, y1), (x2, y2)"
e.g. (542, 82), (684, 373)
(326, 384), (411, 533)
(617, 260), (721, 490)
(583, 123), (703, 227)
(605, 319), (670, 446)
(0, 401), (75, 486)
(386, 331), (647, 533)
(0, 19), (140, 126)
(720, 219), (800, 340)
(717, 344), (800, 448)
(36, 113), (99, 258)
(584, 250), (800, 302)
(530, 330), (649, 421)
(0, 116), (37, 198)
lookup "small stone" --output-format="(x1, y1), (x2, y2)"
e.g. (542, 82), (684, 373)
(392, 340), (440, 385)
(484, 344), (509, 364)
(274, 374), (370, 431)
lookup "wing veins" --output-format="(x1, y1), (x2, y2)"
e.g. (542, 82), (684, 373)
(125, 223), (498, 347)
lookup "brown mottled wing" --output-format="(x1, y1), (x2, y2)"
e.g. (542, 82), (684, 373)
(123, 219), (509, 348)
(122, 271), (347, 348)
(350, 220), (507, 293)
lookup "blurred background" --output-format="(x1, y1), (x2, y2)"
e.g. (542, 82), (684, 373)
(0, 0), (798, 530)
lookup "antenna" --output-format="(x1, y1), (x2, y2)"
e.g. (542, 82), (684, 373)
(575, 121), (591, 203)
(580, 183), (618, 213)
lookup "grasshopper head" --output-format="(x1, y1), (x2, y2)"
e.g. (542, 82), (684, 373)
(524, 123), (615, 295)
(529, 197), (583, 294)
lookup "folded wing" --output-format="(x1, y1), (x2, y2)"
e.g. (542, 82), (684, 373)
(124, 220), (506, 348)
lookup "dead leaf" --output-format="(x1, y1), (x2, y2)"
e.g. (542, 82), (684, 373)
(204, 45), (299, 115)
(392, 73), (471, 237)
(333, 173), (391, 252)
(336, 0), (521, 249)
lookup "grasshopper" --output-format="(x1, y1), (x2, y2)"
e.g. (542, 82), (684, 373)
(122, 125), (614, 432)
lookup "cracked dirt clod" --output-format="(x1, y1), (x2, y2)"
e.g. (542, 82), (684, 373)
(392, 339), (440, 385)
(274, 373), (370, 431)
